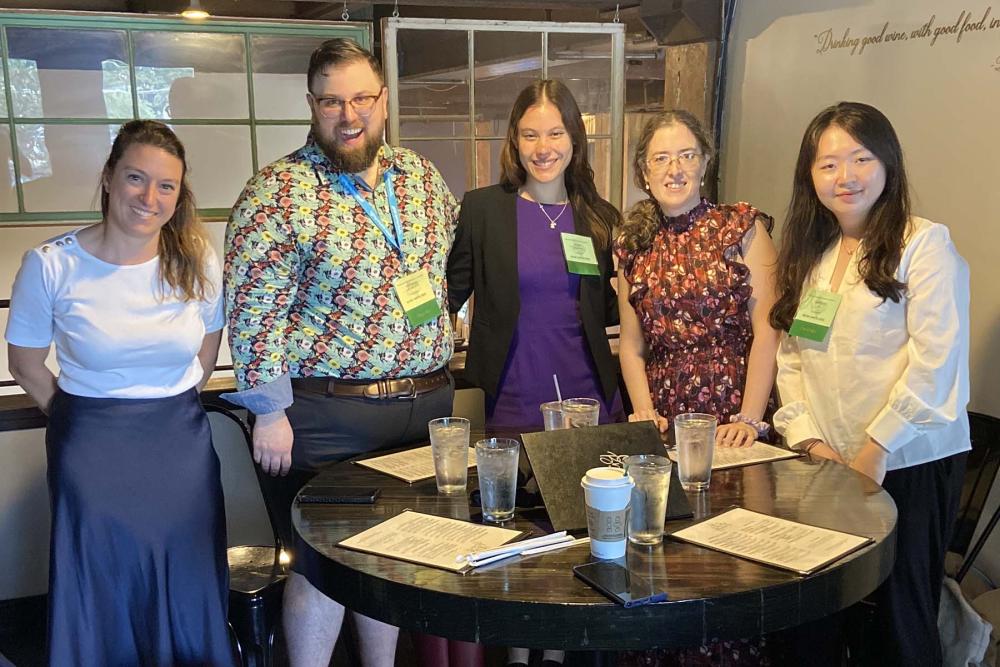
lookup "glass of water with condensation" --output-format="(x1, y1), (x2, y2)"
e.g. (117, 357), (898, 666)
(674, 413), (717, 491)
(428, 417), (471, 494)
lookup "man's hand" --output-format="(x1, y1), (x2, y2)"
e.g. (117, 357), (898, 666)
(629, 408), (669, 434)
(253, 412), (293, 476)
(849, 438), (889, 485)
(716, 422), (757, 448)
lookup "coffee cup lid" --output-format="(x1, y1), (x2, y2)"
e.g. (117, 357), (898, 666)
(581, 466), (633, 488)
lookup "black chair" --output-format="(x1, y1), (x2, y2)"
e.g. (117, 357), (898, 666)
(205, 402), (288, 667)
(951, 411), (1000, 583)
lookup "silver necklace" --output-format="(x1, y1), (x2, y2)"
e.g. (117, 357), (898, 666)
(538, 201), (568, 229)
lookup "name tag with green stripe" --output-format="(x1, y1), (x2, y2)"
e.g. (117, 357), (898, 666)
(560, 232), (600, 276)
(394, 269), (442, 328)
(789, 289), (842, 342)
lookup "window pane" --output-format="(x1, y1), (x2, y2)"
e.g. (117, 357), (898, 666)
(546, 32), (613, 117)
(0, 128), (16, 212)
(256, 125), (309, 167)
(172, 125), (252, 208)
(133, 32), (248, 119)
(588, 138), (611, 202)
(401, 139), (468, 198)
(473, 31), (541, 137)
(0, 66), (7, 117)
(474, 139), (504, 189)
(6, 27), (129, 119)
(398, 30), (470, 139)
(18, 124), (113, 212)
(251, 35), (330, 120)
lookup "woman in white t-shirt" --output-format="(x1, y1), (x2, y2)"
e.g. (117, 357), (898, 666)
(770, 102), (970, 667)
(5, 120), (234, 666)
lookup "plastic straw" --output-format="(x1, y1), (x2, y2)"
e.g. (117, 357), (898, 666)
(553, 374), (563, 403)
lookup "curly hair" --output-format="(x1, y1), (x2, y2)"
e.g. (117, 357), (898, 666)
(100, 120), (211, 302)
(616, 110), (715, 256)
(499, 79), (621, 249)
(769, 102), (909, 331)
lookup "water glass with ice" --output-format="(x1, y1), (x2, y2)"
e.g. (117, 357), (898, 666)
(625, 454), (672, 545)
(674, 413), (717, 491)
(474, 438), (520, 523)
(561, 398), (600, 428)
(428, 417), (471, 495)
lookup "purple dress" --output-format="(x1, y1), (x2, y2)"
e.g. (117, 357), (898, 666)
(487, 197), (624, 429)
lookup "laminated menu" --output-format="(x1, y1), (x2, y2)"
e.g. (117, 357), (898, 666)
(354, 445), (477, 483)
(337, 510), (523, 573)
(669, 507), (873, 575)
(668, 441), (800, 470)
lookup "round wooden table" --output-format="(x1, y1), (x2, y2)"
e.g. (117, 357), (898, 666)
(293, 453), (896, 650)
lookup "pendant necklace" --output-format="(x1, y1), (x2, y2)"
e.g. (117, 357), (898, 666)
(538, 201), (569, 229)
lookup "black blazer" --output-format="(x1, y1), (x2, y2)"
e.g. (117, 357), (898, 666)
(447, 184), (620, 402)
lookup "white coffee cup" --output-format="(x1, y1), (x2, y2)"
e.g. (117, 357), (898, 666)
(580, 466), (635, 559)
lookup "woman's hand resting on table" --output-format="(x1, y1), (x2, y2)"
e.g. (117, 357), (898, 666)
(628, 409), (669, 434)
(715, 422), (758, 448)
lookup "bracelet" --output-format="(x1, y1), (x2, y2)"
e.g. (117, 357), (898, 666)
(802, 439), (821, 454)
(729, 413), (770, 437)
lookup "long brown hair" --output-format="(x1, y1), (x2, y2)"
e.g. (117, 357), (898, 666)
(499, 80), (620, 249)
(101, 120), (211, 302)
(617, 110), (715, 255)
(769, 102), (909, 331)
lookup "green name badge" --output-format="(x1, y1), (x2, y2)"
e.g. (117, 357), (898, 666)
(560, 232), (600, 276)
(789, 289), (842, 342)
(393, 268), (442, 328)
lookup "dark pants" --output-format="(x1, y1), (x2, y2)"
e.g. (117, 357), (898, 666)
(256, 375), (455, 556)
(868, 452), (967, 667)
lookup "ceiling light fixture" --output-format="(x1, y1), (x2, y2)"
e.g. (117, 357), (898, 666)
(181, 0), (209, 20)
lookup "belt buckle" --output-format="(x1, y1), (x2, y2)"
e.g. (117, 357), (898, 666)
(393, 378), (416, 400)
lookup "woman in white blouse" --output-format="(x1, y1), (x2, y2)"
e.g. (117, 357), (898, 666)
(770, 102), (969, 667)
(5, 120), (233, 666)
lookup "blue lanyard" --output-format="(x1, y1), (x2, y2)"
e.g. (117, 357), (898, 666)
(338, 170), (404, 260)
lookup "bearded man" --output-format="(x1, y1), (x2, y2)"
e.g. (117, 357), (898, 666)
(223, 38), (457, 666)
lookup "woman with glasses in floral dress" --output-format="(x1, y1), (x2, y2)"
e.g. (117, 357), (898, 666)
(614, 112), (780, 665)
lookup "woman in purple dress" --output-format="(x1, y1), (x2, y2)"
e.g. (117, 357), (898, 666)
(444, 80), (624, 667)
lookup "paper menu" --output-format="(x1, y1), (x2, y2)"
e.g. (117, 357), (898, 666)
(354, 445), (477, 483)
(669, 507), (873, 575)
(337, 510), (523, 573)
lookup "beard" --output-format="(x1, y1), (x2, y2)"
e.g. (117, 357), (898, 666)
(314, 120), (383, 174)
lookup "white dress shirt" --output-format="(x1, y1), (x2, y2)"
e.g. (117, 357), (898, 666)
(774, 217), (970, 471)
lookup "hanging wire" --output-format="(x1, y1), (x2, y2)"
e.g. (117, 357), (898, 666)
(341, 0), (350, 21)
(613, 3), (620, 23)
(392, 0), (400, 18)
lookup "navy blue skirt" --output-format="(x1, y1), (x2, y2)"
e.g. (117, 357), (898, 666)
(45, 388), (234, 667)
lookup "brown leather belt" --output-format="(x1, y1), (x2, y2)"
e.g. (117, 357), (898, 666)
(291, 368), (450, 400)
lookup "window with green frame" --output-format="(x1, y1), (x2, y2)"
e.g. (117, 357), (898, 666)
(0, 12), (369, 224)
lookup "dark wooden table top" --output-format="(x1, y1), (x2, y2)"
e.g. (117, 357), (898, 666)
(293, 451), (897, 650)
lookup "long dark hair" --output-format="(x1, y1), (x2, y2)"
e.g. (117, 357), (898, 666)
(770, 102), (909, 330)
(499, 79), (620, 249)
(101, 120), (210, 302)
(617, 110), (715, 255)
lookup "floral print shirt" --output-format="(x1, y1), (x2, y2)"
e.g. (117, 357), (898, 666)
(222, 137), (457, 413)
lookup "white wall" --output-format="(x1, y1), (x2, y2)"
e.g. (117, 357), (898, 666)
(721, 0), (1000, 581)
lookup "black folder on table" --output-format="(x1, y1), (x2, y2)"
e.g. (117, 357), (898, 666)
(520, 421), (693, 532)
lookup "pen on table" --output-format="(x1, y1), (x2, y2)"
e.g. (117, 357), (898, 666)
(467, 536), (588, 569)
(458, 531), (569, 563)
